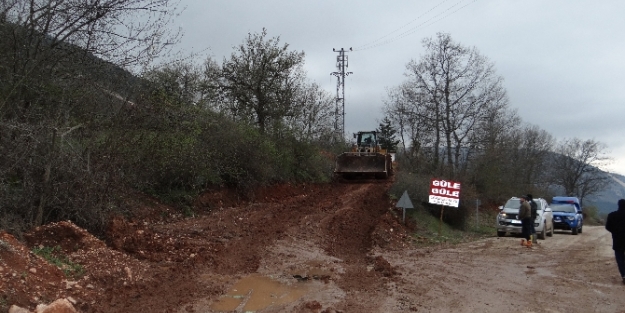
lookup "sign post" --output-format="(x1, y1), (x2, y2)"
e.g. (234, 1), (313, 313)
(475, 199), (481, 229)
(439, 205), (444, 236)
(428, 178), (461, 236)
(396, 190), (414, 224)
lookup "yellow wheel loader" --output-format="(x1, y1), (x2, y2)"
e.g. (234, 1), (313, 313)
(334, 131), (393, 179)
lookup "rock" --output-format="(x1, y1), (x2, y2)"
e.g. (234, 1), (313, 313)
(35, 298), (78, 313)
(66, 296), (77, 305)
(29, 268), (37, 274)
(8, 305), (31, 313)
(124, 266), (133, 280)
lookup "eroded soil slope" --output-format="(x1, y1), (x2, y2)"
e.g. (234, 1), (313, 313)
(2, 180), (409, 312)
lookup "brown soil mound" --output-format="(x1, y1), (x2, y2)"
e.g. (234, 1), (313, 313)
(2, 180), (412, 312)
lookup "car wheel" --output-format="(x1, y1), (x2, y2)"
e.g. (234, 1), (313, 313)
(572, 226), (578, 235)
(547, 223), (554, 237)
(538, 225), (546, 240)
(579, 225), (583, 234)
(497, 231), (506, 237)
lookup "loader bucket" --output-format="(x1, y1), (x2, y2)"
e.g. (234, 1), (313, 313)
(334, 152), (390, 178)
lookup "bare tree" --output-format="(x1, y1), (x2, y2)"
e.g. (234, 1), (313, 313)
(219, 28), (305, 134)
(143, 60), (203, 107)
(393, 33), (509, 175)
(550, 138), (611, 204)
(285, 82), (335, 141)
(198, 57), (226, 111)
(462, 104), (520, 199)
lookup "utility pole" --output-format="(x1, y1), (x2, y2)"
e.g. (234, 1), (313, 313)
(331, 48), (353, 141)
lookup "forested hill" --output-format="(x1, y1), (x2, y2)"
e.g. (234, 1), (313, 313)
(586, 173), (625, 215)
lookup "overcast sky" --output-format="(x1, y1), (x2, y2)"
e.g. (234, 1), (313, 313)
(173, 0), (625, 174)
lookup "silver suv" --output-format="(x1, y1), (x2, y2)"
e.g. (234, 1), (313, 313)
(496, 197), (554, 239)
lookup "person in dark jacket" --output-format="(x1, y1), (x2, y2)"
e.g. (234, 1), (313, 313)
(519, 196), (532, 247)
(527, 194), (538, 243)
(606, 199), (625, 284)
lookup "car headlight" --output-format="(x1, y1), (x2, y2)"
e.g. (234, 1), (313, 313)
(498, 213), (507, 219)
(566, 216), (575, 221)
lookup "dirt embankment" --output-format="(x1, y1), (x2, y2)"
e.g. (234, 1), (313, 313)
(2, 181), (625, 313)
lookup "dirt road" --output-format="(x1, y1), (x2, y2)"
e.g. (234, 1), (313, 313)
(376, 226), (624, 313)
(3, 181), (625, 313)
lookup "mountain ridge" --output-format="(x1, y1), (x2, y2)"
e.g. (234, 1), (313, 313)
(584, 172), (625, 215)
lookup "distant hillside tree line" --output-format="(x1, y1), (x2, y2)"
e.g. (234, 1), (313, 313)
(384, 33), (611, 227)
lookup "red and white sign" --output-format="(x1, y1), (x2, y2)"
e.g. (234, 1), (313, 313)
(428, 178), (461, 207)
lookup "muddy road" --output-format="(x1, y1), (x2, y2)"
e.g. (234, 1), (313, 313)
(3, 181), (625, 313)
(376, 226), (624, 313)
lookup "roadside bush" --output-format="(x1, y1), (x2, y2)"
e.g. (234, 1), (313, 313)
(582, 205), (602, 225)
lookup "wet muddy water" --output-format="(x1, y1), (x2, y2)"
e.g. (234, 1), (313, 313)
(210, 274), (312, 312)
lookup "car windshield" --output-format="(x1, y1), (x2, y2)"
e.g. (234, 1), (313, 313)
(504, 199), (520, 209)
(550, 203), (577, 213)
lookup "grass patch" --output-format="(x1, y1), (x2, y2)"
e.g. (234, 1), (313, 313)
(465, 209), (498, 235)
(32, 246), (85, 279)
(407, 208), (464, 246)
(407, 207), (498, 247)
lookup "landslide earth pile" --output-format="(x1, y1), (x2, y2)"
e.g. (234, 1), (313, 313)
(1, 181), (413, 312)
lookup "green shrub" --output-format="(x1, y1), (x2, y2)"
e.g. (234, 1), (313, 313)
(582, 205), (602, 225)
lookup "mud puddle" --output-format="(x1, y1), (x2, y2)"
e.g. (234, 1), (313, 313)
(210, 274), (312, 312)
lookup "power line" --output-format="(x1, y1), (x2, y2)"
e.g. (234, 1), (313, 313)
(354, 0), (478, 51)
(354, 0), (453, 50)
(355, 0), (466, 51)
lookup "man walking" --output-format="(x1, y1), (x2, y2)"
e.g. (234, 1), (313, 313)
(606, 199), (625, 284)
(519, 196), (532, 247)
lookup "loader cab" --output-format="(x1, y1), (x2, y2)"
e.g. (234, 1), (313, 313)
(355, 131), (377, 147)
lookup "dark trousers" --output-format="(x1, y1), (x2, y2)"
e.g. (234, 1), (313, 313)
(615, 249), (625, 278)
(521, 217), (532, 241)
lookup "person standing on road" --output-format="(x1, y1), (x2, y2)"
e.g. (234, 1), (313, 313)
(527, 194), (538, 244)
(519, 196), (532, 247)
(606, 199), (625, 284)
